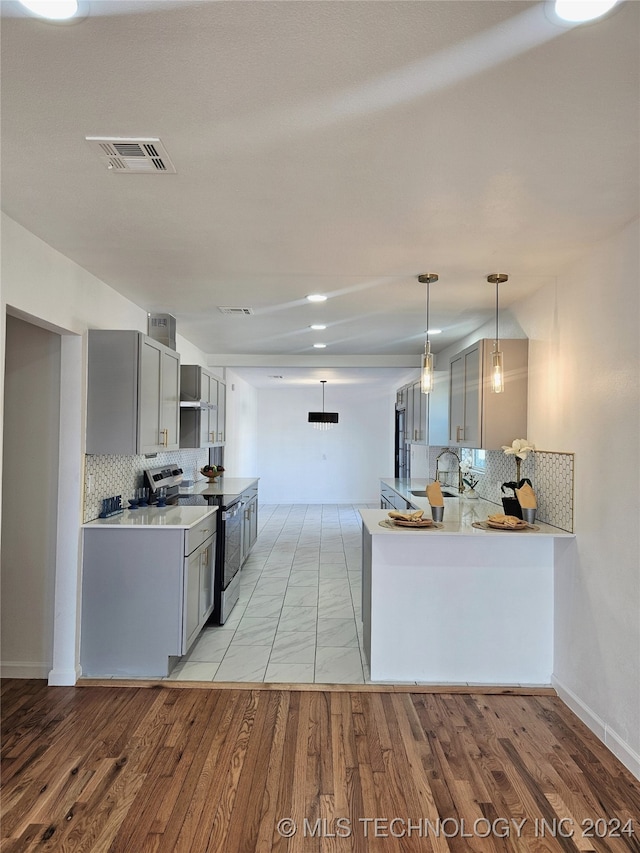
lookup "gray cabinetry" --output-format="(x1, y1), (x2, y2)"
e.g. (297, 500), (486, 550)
(87, 330), (180, 455)
(184, 530), (215, 651)
(448, 339), (528, 449)
(215, 381), (226, 443)
(380, 484), (395, 510)
(412, 382), (425, 442)
(241, 483), (259, 564)
(179, 365), (226, 448)
(81, 513), (216, 677)
(380, 481), (411, 511)
(396, 378), (439, 446)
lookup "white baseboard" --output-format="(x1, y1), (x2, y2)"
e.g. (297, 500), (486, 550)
(1, 660), (50, 679)
(552, 675), (640, 781)
(48, 665), (81, 686)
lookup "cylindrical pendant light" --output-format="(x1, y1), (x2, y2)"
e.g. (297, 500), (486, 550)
(417, 273), (439, 394)
(487, 273), (508, 393)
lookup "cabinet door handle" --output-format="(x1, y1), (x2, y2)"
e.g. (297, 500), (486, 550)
(210, 431), (215, 442)
(456, 425), (463, 442)
(160, 428), (168, 447)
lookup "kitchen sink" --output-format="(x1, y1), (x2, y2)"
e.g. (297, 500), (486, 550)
(410, 490), (458, 498)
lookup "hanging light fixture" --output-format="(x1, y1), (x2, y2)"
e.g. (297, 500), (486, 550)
(308, 380), (339, 430)
(417, 273), (439, 394)
(487, 273), (508, 393)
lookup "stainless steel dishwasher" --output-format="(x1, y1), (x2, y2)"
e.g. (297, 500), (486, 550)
(216, 496), (243, 624)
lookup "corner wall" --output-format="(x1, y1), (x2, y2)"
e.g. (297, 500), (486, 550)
(514, 218), (640, 777)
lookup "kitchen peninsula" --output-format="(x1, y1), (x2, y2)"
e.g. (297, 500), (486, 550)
(361, 482), (575, 685)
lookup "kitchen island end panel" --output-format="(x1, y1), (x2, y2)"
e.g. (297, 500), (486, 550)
(360, 510), (575, 685)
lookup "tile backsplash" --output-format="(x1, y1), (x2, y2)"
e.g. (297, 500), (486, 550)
(429, 447), (574, 532)
(83, 449), (208, 522)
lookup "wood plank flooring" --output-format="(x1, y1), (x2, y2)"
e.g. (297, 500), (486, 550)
(2, 680), (639, 852)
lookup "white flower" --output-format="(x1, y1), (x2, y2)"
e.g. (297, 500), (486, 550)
(501, 438), (535, 460)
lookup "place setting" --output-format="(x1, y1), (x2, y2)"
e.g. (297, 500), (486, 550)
(379, 509), (444, 531)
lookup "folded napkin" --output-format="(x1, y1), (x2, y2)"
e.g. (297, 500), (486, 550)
(488, 513), (523, 528)
(426, 481), (444, 507)
(515, 483), (537, 509)
(389, 510), (424, 521)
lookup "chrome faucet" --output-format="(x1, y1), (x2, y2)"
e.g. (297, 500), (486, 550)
(435, 449), (464, 493)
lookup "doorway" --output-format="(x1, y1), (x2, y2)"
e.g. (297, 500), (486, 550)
(1, 312), (83, 684)
(1, 315), (60, 677)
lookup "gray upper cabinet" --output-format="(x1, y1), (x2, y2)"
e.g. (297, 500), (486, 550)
(448, 338), (528, 449)
(86, 330), (180, 455)
(215, 381), (226, 444)
(397, 379), (426, 444)
(179, 365), (226, 448)
(396, 379), (433, 445)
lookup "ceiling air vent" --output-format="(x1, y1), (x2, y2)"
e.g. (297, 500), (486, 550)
(218, 307), (254, 315)
(85, 137), (177, 173)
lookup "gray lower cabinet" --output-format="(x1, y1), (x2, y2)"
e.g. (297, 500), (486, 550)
(80, 517), (216, 677)
(380, 482), (411, 511)
(241, 487), (259, 563)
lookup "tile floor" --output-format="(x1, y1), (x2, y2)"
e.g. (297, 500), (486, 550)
(169, 503), (376, 684)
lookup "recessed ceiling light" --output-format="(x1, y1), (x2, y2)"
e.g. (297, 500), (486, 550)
(310, 324), (327, 330)
(307, 294), (327, 303)
(313, 343), (327, 349)
(18, 0), (79, 19)
(427, 328), (442, 335)
(554, 0), (619, 21)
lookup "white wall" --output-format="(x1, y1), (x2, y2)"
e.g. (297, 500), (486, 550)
(223, 369), (259, 477)
(1, 316), (60, 677)
(0, 213), (211, 683)
(513, 218), (640, 776)
(257, 383), (394, 504)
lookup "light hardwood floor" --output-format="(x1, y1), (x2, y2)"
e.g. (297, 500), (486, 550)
(2, 680), (639, 852)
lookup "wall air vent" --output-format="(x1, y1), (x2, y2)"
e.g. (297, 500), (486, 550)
(217, 307), (254, 315)
(85, 137), (177, 173)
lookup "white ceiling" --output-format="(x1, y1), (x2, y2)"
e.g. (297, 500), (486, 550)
(1, 0), (638, 377)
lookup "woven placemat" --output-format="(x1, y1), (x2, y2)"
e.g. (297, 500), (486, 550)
(471, 521), (539, 532)
(379, 519), (444, 531)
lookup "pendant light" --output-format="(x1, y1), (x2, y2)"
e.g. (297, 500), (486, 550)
(308, 380), (339, 430)
(487, 273), (508, 393)
(417, 273), (439, 394)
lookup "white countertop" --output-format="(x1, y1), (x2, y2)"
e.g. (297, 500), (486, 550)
(180, 476), (259, 500)
(83, 505), (217, 529)
(375, 477), (573, 537)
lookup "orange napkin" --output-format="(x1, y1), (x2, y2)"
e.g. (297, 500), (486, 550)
(426, 481), (444, 507)
(515, 483), (537, 509)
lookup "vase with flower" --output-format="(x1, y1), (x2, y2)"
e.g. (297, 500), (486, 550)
(462, 471), (480, 499)
(500, 439), (535, 518)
